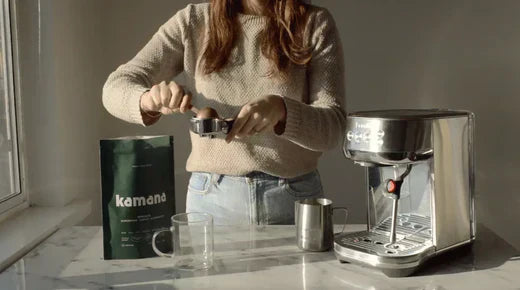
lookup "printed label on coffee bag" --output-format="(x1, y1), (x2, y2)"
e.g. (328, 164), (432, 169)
(116, 193), (167, 207)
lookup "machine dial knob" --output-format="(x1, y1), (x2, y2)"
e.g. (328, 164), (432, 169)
(386, 180), (396, 193)
(376, 130), (385, 145)
(346, 131), (354, 141)
(362, 132), (371, 142)
(383, 179), (402, 199)
(354, 132), (362, 143)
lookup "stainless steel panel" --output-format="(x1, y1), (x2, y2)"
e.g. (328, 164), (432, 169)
(349, 109), (468, 120)
(468, 113), (476, 240)
(345, 117), (433, 155)
(431, 116), (473, 250)
(343, 110), (468, 165)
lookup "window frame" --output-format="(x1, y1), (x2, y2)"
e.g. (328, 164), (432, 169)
(0, 0), (27, 218)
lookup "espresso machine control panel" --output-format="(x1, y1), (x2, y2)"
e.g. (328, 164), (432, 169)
(335, 109), (475, 277)
(346, 128), (385, 145)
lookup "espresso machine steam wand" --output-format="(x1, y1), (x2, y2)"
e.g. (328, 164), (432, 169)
(351, 161), (413, 245)
(384, 164), (412, 244)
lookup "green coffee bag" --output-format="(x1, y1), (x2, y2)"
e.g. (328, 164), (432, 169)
(100, 136), (175, 259)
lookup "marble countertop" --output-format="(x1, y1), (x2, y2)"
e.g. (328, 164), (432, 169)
(0, 224), (519, 290)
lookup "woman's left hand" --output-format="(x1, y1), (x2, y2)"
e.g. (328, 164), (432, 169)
(225, 95), (287, 143)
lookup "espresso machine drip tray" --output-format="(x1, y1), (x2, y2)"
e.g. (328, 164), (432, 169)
(374, 214), (432, 241)
(334, 214), (435, 277)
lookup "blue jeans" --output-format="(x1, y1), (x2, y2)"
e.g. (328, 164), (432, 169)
(186, 171), (324, 225)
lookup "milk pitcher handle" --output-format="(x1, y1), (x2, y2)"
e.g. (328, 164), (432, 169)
(152, 227), (174, 258)
(333, 207), (349, 235)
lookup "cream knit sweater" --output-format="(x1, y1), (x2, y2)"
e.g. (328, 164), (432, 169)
(102, 3), (346, 178)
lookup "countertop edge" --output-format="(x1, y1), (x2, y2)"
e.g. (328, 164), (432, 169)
(0, 199), (91, 272)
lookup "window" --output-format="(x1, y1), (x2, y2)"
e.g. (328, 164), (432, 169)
(0, 0), (23, 215)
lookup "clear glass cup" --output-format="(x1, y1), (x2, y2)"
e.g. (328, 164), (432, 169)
(152, 212), (214, 270)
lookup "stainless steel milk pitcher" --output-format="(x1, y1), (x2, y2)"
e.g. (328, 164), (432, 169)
(295, 198), (348, 251)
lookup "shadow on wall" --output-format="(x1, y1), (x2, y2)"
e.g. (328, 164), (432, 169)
(412, 4), (520, 251)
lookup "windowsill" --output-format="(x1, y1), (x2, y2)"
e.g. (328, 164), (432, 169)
(0, 199), (91, 272)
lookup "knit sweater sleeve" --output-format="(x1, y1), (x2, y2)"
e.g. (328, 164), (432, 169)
(102, 6), (190, 126)
(279, 8), (346, 152)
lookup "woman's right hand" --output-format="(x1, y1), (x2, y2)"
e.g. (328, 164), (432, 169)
(140, 81), (192, 115)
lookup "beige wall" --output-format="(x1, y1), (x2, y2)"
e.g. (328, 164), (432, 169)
(16, 0), (520, 249)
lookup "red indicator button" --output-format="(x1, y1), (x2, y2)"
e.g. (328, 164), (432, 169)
(386, 180), (396, 193)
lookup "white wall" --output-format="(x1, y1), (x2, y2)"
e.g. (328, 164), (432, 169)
(16, 0), (201, 223)
(15, 0), (520, 249)
(16, 0), (108, 207)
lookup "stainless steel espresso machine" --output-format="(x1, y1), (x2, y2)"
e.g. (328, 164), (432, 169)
(334, 109), (475, 277)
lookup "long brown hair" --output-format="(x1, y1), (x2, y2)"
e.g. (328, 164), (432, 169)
(201, 0), (312, 76)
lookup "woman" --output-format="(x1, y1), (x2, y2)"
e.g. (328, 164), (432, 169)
(102, 0), (346, 225)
